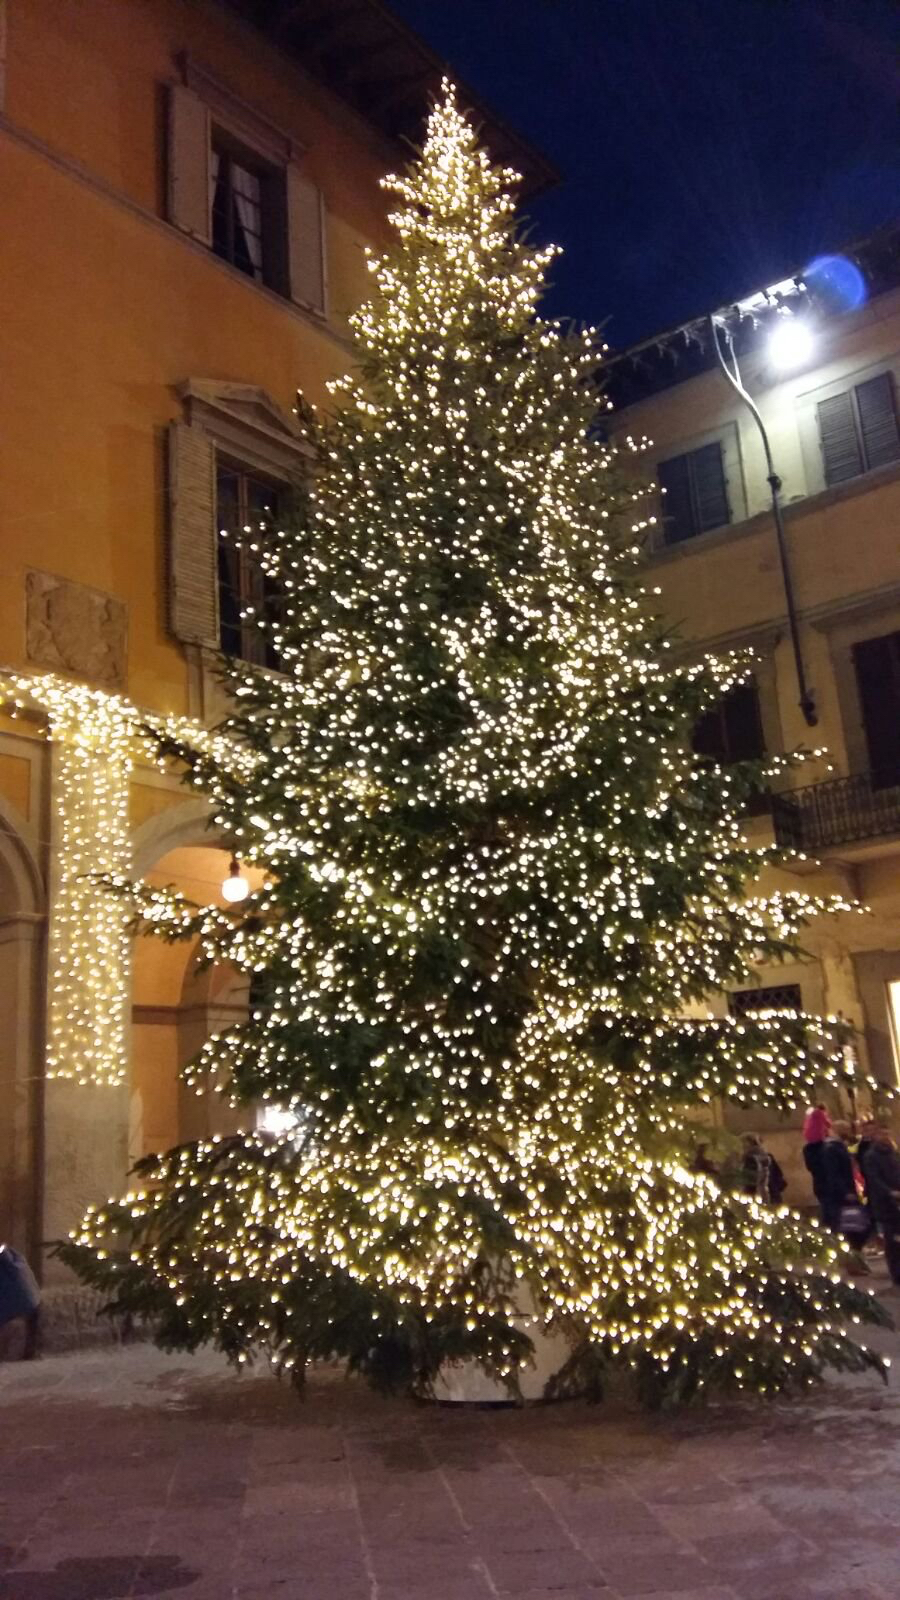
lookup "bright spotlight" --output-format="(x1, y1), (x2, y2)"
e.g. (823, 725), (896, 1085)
(767, 315), (814, 372)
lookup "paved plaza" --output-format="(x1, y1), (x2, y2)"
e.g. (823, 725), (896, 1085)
(2, 1278), (900, 1600)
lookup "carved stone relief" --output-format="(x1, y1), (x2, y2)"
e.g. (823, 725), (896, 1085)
(25, 571), (127, 689)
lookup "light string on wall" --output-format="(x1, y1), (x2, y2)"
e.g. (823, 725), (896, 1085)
(0, 670), (256, 1088)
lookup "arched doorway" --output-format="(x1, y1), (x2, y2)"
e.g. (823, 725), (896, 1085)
(130, 842), (264, 1164)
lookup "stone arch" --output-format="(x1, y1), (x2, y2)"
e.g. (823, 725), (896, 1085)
(0, 800), (45, 1259)
(131, 795), (223, 876)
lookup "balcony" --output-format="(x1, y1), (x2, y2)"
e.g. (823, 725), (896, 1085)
(771, 770), (900, 852)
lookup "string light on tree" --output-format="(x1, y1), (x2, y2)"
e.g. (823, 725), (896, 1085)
(57, 85), (888, 1400)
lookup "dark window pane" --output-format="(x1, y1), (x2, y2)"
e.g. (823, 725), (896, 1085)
(216, 463), (285, 669)
(658, 442), (729, 544)
(658, 452), (695, 544)
(856, 372), (900, 472)
(217, 537), (243, 659)
(216, 469), (240, 532)
(722, 683), (765, 762)
(693, 682), (765, 764)
(853, 631), (900, 787)
(209, 134), (286, 292)
(818, 390), (863, 485)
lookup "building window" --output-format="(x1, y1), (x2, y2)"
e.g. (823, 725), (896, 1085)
(210, 131), (287, 292)
(852, 629), (900, 787)
(657, 442), (730, 545)
(216, 462), (284, 669)
(168, 75), (325, 313)
(817, 371), (900, 487)
(693, 682), (765, 764)
(728, 984), (802, 1017)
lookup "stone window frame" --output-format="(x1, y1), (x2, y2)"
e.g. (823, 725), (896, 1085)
(667, 621), (785, 767)
(168, 54), (327, 316)
(812, 590), (900, 778)
(168, 379), (312, 720)
(648, 419), (748, 553)
(796, 353), (900, 498)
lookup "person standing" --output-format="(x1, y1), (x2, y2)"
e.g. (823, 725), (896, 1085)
(861, 1127), (900, 1286)
(741, 1134), (772, 1202)
(802, 1102), (832, 1220)
(820, 1122), (857, 1232)
(855, 1119), (876, 1174)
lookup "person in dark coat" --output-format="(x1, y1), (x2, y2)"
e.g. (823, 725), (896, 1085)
(820, 1122), (857, 1233)
(861, 1128), (900, 1286)
(802, 1104), (831, 1221)
(741, 1134), (773, 1202)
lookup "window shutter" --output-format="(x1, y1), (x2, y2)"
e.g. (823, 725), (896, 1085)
(657, 453), (695, 544)
(818, 390), (862, 485)
(691, 441), (729, 532)
(168, 85), (211, 243)
(168, 421), (218, 647)
(286, 165), (326, 314)
(856, 372), (900, 471)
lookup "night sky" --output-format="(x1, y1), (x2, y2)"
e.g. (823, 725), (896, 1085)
(389, 0), (900, 350)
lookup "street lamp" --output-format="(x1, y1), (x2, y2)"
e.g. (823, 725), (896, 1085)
(222, 855), (250, 903)
(708, 313), (817, 727)
(767, 313), (815, 373)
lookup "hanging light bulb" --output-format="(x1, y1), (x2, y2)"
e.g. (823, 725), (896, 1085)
(222, 856), (250, 904)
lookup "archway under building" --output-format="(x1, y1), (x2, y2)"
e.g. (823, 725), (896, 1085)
(130, 842), (265, 1167)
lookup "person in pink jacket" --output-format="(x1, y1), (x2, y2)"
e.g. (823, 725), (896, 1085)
(804, 1103), (832, 1143)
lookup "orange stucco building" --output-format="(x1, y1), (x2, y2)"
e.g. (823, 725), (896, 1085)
(0, 0), (551, 1317)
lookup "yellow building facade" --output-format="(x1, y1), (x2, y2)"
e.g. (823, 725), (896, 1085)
(0, 0), (550, 1296)
(611, 233), (900, 1193)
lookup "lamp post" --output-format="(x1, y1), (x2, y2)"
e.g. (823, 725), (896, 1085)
(708, 313), (817, 728)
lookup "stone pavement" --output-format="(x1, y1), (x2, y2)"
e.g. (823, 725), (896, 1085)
(2, 1278), (900, 1600)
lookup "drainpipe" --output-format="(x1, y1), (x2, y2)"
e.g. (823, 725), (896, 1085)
(708, 315), (817, 727)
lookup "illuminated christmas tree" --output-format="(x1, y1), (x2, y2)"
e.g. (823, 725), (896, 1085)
(62, 85), (886, 1403)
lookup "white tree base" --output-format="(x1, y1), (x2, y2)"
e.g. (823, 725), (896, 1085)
(431, 1286), (572, 1404)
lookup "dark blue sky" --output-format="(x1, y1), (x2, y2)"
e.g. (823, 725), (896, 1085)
(390, 0), (900, 349)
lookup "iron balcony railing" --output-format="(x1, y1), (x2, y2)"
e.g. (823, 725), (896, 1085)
(771, 769), (900, 852)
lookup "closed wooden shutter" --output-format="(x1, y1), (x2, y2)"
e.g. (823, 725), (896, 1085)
(818, 390), (863, 485)
(853, 631), (900, 785)
(857, 372), (900, 471)
(659, 444), (728, 544)
(657, 453), (695, 544)
(286, 165), (326, 313)
(691, 441), (729, 533)
(168, 422), (218, 647)
(168, 85), (211, 243)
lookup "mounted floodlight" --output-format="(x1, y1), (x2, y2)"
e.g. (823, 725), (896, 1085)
(767, 314), (814, 372)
